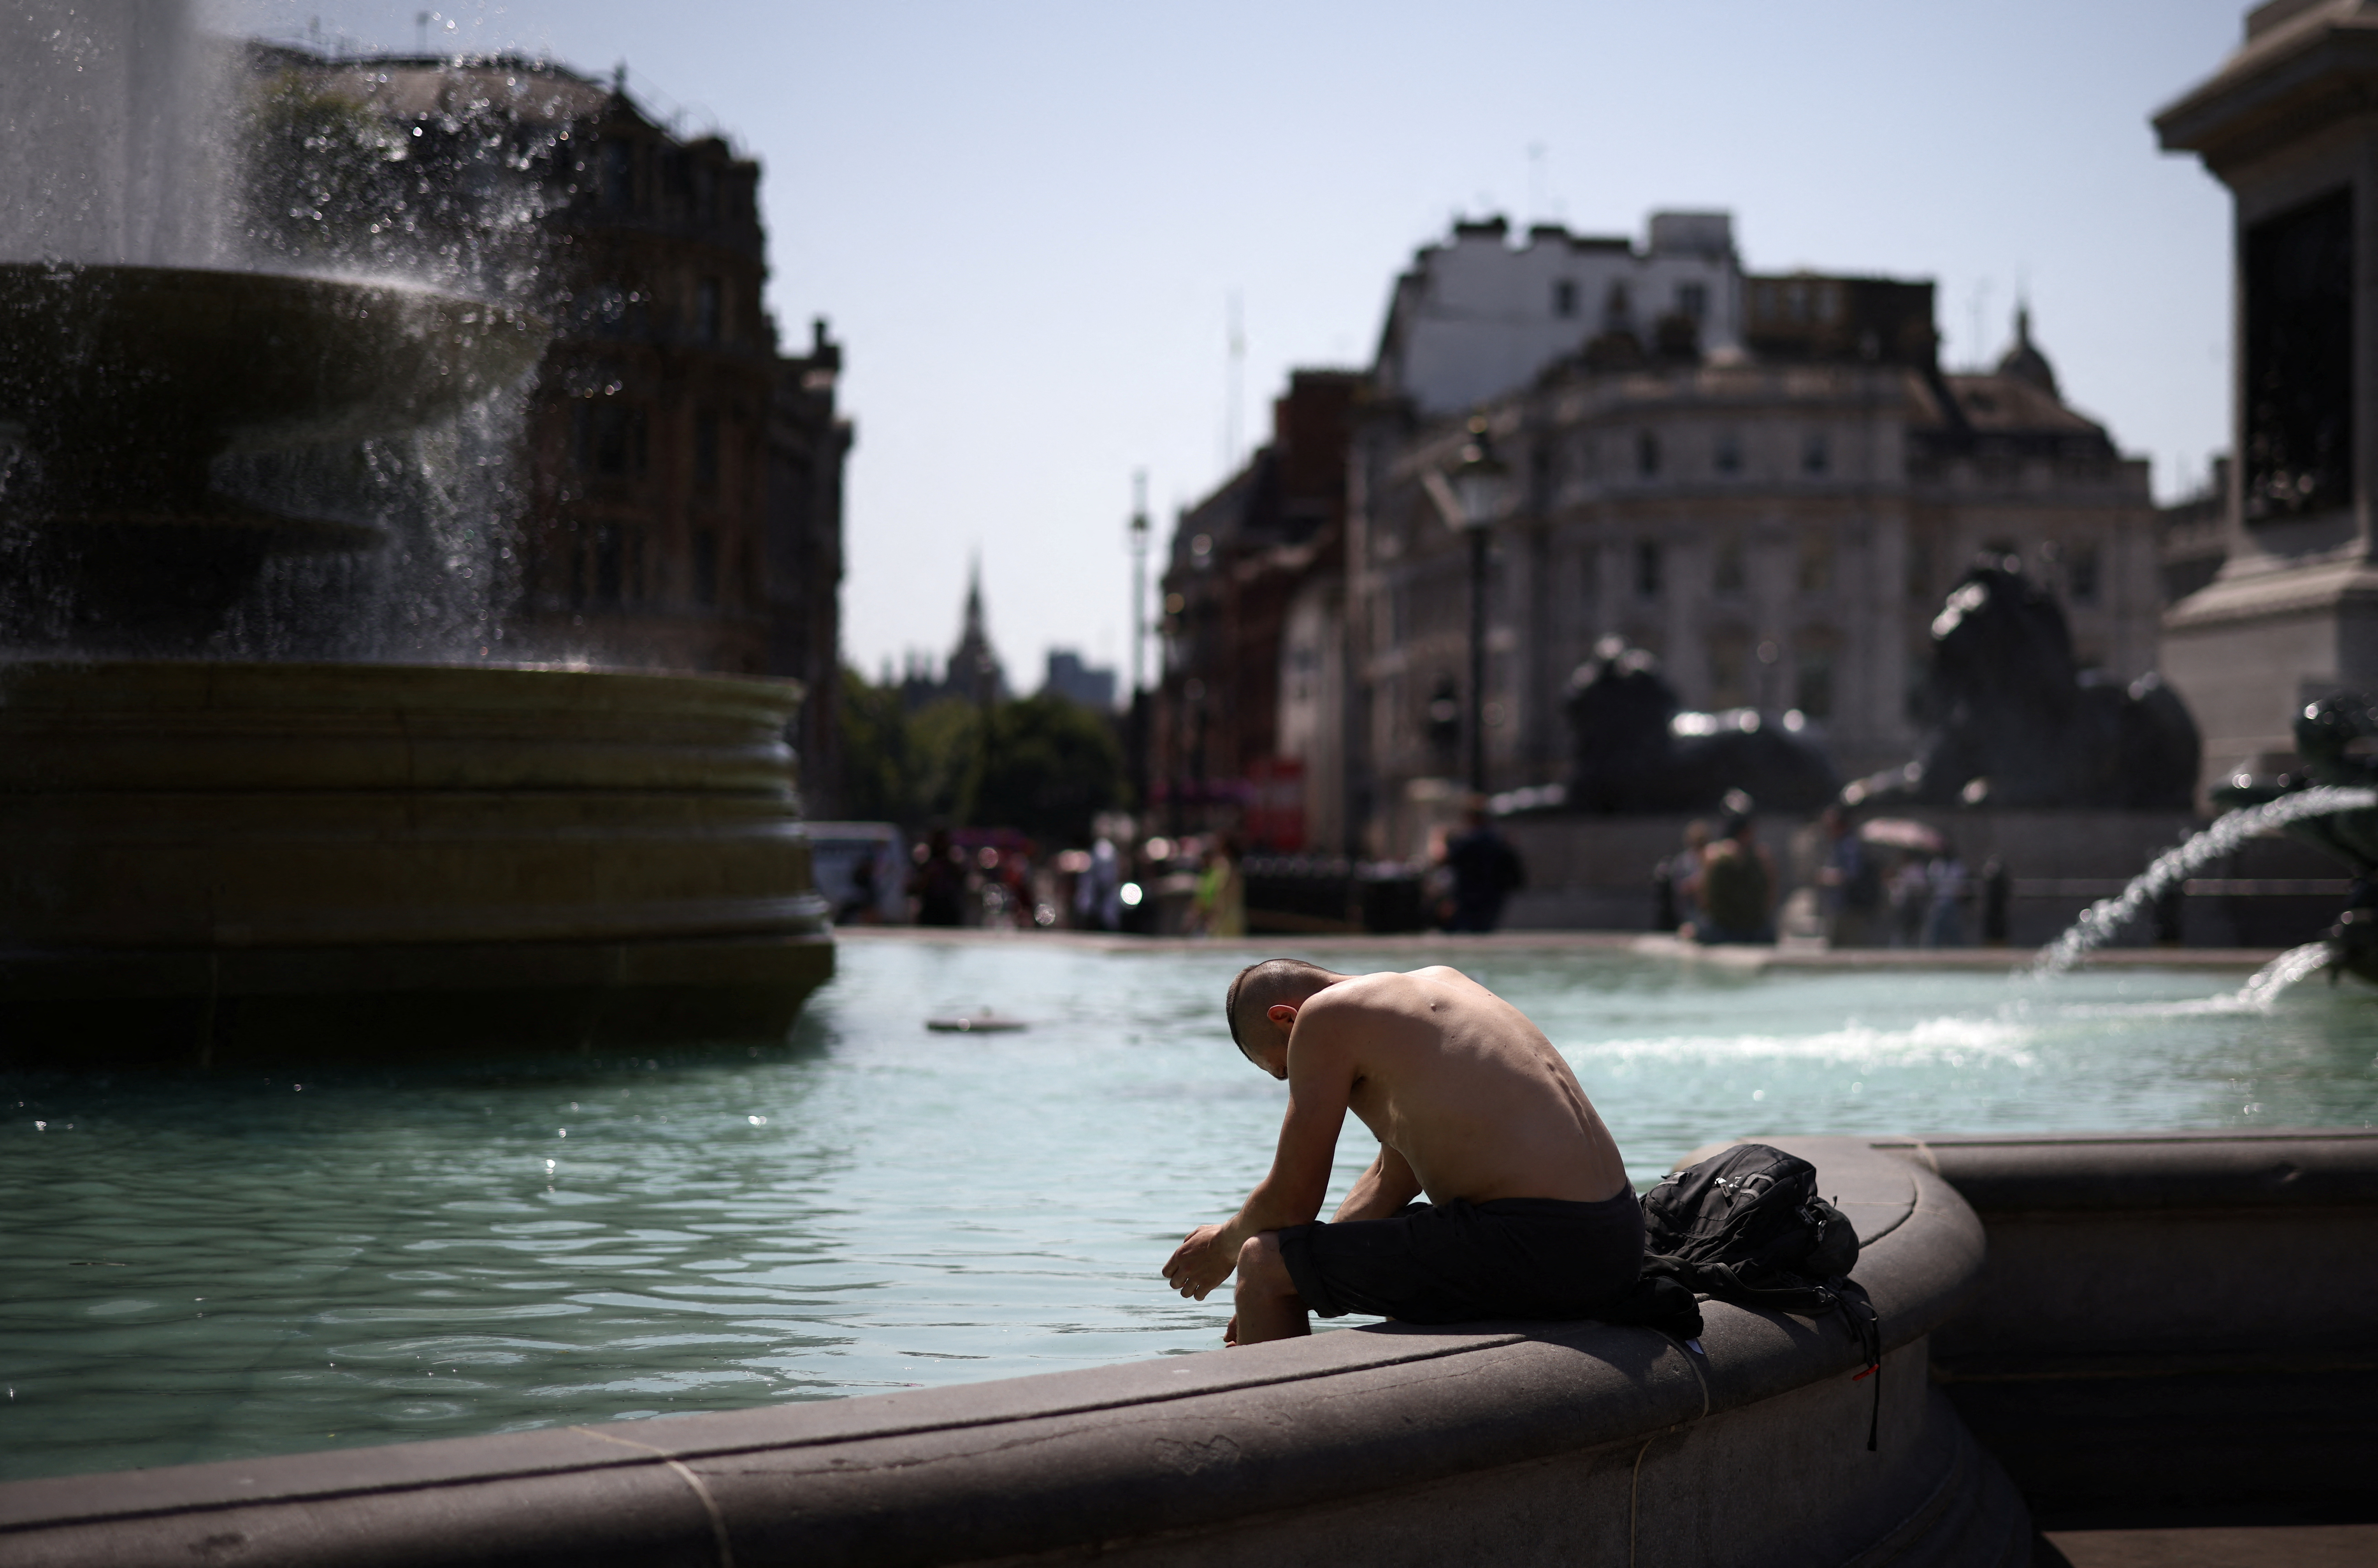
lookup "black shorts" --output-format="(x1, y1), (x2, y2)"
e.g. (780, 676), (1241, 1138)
(1275, 1188), (1643, 1325)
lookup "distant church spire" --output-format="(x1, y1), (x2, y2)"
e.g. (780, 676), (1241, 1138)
(945, 558), (1006, 705)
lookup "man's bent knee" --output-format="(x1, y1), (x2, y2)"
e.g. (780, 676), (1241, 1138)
(1236, 1232), (1293, 1294)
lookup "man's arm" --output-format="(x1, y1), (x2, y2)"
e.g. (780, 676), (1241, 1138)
(1332, 1143), (1422, 1223)
(1162, 1008), (1358, 1300)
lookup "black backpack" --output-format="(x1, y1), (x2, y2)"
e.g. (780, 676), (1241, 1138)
(1639, 1143), (1886, 1449)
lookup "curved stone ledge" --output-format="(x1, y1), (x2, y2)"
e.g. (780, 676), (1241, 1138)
(0, 1136), (2029, 1567)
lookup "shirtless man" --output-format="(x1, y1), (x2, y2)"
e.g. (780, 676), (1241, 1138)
(1162, 959), (1638, 1344)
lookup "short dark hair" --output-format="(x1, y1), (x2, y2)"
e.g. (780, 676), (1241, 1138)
(1225, 958), (1339, 1050)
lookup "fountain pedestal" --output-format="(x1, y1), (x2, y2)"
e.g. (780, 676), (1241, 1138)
(0, 662), (832, 1063)
(2155, 10), (2378, 799)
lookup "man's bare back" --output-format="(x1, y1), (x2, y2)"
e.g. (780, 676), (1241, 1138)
(1161, 961), (1637, 1345)
(1324, 967), (1627, 1208)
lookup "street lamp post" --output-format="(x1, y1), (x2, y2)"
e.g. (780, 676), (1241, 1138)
(1444, 417), (1509, 795)
(1128, 471), (1149, 820)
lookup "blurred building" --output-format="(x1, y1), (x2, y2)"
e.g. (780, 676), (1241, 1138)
(241, 46), (850, 804)
(2155, 1), (2378, 797)
(1341, 283), (2159, 854)
(2160, 456), (2231, 607)
(1155, 369), (1362, 849)
(1160, 216), (2165, 859)
(1373, 212), (1744, 417)
(1041, 650), (1117, 711)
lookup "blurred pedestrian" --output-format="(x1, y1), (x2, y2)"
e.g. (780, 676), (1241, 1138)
(1816, 807), (1880, 948)
(1075, 836), (1123, 931)
(1657, 819), (1712, 932)
(1442, 799), (1526, 933)
(1685, 793), (1774, 945)
(1981, 855), (2012, 946)
(910, 826), (966, 927)
(1191, 833), (1247, 938)
(836, 846), (881, 926)
(1923, 841), (1970, 948)
(1888, 854), (1929, 949)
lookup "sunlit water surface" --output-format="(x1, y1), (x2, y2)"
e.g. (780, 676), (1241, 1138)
(6, 937), (2375, 1480)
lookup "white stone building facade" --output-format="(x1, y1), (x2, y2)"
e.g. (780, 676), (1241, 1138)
(1332, 301), (2160, 857)
(1372, 212), (1743, 419)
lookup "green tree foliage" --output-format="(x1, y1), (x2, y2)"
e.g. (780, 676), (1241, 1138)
(836, 668), (1122, 845)
(835, 667), (922, 824)
(975, 694), (1124, 848)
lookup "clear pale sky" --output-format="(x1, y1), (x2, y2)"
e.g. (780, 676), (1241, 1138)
(215, 0), (2248, 690)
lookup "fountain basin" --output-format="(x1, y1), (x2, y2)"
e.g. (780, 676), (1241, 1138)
(0, 263), (546, 530)
(0, 660), (831, 1063)
(0, 264), (548, 653)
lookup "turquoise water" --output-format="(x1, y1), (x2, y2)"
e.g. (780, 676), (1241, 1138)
(5, 937), (2376, 1481)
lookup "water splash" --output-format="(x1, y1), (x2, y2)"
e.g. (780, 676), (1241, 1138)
(2031, 786), (2378, 975)
(2234, 939), (2337, 1007)
(2055, 941), (2336, 1018)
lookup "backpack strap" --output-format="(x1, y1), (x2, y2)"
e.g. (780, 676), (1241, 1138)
(1645, 1258), (1887, 1452)
(1833, 1279), (1884, 1451)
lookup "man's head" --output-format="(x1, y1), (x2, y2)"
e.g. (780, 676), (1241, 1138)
(1224, 957), (1341, 1071)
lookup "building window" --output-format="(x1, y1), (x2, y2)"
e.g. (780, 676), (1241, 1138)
(1801, 431), (1830, 476)
(1677, 281), (1708, 323)
(1714, 534), (1745, 596)
(692, 528), (719, 607)
(2069, 542), (2101, 605)
(694, 408), (721, 490)
(1604, 281), (1632, 330)
(575, 401), (649, 478)
(1798, 533), (1834, 594)
(2244, 185), (2352, 521)
(1636, 430), (1661, 478)
(1553, 279), (1578, 318)
(1635, 540), (1663, 599)
(1794, 647), (1835, 719)
(697, 277), (723, 343)
(1714, 430), (1742, 475)
(1907, 534), (1933, 601)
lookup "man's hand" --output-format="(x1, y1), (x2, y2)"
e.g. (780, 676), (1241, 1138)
(1162, 1222), (1240, 1300)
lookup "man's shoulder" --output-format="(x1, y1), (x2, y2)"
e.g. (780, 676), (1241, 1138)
(1301, 968), (1445, 1016)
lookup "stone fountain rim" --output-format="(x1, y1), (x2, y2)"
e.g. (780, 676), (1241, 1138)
(0, 658), (806, 713)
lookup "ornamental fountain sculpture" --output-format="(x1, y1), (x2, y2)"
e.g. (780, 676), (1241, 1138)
(2213, 695), (2378, 985)
(0, 8), (830, 1064)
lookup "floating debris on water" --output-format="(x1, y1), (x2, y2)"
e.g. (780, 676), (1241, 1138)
(926, 1010), (1028, 1034)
